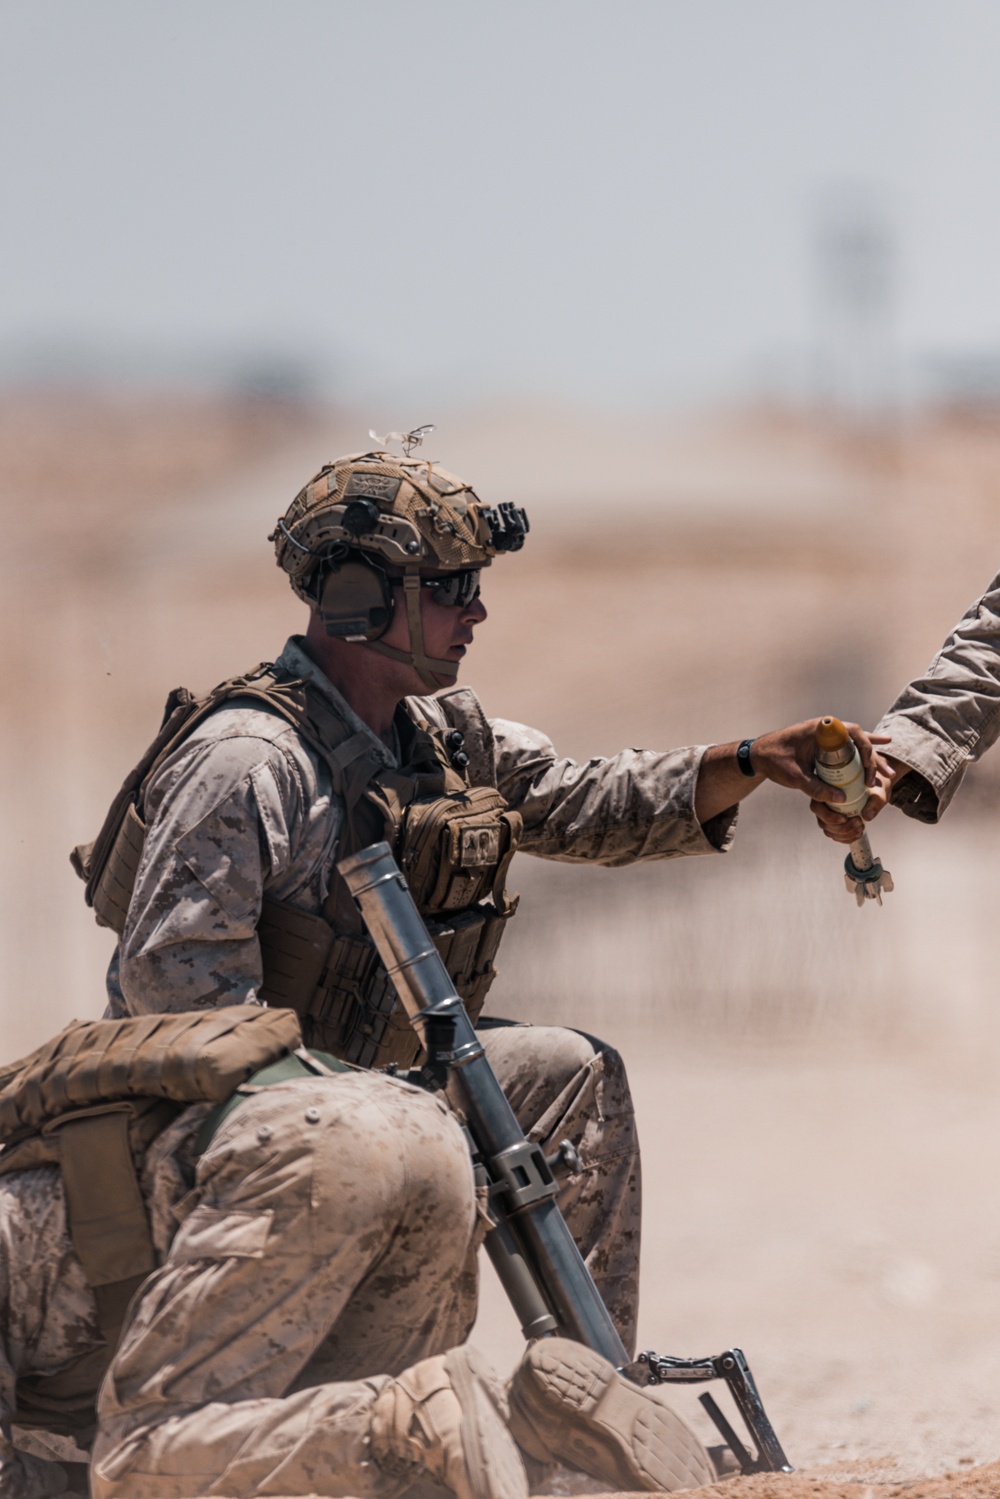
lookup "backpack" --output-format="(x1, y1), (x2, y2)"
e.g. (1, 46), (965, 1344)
(0, 1005), (302, 1436)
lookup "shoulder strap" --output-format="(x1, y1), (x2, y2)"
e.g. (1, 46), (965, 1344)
(133, 667), (373, 808)
(71, 663), (276, 900)
(51, 1105), (158, 1339)
(71, 663), (363, 911)
(8, 1100), (174, 1439)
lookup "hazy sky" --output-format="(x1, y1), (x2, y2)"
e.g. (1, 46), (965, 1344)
(4, 2), (1000, 406)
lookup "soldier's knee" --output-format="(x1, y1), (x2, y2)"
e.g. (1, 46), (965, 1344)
(499, 1023), (614, 1089)
(482, 1023), (638, 1136)
(203, 1072), (474, 1240)
(559, 1034), (638, 1156)
(555, 1028), (633, 1102)
(335, 1073), (478, 1240)
(582, 1032), (627, 1079)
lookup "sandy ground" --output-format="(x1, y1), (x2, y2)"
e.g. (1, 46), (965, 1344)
(3, 391), (1000, 1497)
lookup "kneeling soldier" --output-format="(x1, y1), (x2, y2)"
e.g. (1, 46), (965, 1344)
(0, 1008), (715, 1498)
(74, 438), (884, 1374)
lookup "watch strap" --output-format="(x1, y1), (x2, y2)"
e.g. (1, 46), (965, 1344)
(736, 738), (757, 777)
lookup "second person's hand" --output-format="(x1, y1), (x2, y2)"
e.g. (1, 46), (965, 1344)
(810, 753), (907, 844)
(751, 718), (892, 803)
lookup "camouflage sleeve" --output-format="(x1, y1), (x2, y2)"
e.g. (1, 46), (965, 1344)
(491, 719), (737, 865)
(119, 730), (312, 1014)
(875, 573), (1000, 822)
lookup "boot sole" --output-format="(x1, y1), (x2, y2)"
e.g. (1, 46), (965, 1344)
(445, 1346), (529, 1499)
(511, 1340), (716, 1493)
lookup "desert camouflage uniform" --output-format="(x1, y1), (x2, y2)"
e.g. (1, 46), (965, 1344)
(2, 1073), (480, 1499)
(1, 1168), (99, 1497)
(876, 571), (1000, 822)
(93, 1070), (480, 1498)
(106, 636), (737, 1353)
(0, 1104), (208, 1497)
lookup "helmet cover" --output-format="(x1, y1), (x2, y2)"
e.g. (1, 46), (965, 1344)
(271, 449), (528, 605)
(270, 449), (528, 690)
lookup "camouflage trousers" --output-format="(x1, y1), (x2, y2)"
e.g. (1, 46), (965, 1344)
(92, 1025), (640, 1498)
(477, 1020), (641, 1353)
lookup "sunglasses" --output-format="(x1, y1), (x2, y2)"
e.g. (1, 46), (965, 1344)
(419, 569), (482, 608)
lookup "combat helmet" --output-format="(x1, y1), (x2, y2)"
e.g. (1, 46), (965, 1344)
(271, 430), (528, 689)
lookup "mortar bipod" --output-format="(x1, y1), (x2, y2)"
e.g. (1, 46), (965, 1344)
(620, 1348), (793, 1476)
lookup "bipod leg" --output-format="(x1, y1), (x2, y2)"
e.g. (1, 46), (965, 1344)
(698, 1392), (754, 1475)
(623, 1347), (793, 1475)
(714, 1348), (793, 1474)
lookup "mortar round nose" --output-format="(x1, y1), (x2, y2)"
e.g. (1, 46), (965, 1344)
(815, 716), (850, 750)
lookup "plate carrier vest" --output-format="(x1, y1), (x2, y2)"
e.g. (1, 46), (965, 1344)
(72, 662), (522, 1070)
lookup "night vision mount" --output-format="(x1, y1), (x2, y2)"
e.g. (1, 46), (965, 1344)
(481, 501), (529, 552)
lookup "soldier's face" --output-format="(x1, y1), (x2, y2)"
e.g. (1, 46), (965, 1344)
(382, 576), (488, 679)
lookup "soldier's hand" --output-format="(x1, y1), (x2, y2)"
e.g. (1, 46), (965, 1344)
(695, 720), (890, 825)
(751, 718), (892, 803)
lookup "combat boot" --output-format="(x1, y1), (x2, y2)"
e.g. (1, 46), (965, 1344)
(371, 1345), (528, 1499)
(507, 1338), (716, 1493)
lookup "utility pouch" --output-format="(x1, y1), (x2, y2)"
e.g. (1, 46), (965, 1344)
(432, 905), (511, 1012)
(257, 900), (336, 1010)
(399, 787), (522, 915)
(88, 801), (148, 934)
(270, 928), (417, 1070)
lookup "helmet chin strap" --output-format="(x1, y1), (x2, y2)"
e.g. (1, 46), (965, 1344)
(364, 569), (458, 692)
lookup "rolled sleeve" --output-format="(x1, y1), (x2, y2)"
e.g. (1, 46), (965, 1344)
(492, 719), (737, 865)
(877, 574), (1000, 822)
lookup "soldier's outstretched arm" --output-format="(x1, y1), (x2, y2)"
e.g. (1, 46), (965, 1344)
(493, 718), (740, 865)
(493, 716), (887, 865)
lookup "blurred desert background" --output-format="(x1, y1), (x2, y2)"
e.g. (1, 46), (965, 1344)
(6, 4), (1000, 1495)
(4, 389), (1000, 1495)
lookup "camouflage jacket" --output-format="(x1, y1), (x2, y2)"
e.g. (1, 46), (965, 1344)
(876, 571), (1000, 823)
(108, 636), (737, 1016)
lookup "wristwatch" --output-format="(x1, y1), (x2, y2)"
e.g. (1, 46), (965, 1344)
(736, 738), (757, 777)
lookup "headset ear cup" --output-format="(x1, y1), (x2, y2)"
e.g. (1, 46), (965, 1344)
(318, 558), (395, 641)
